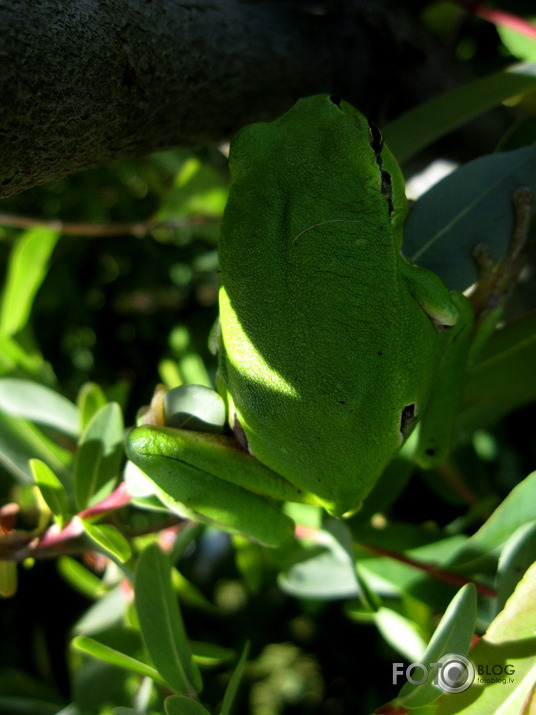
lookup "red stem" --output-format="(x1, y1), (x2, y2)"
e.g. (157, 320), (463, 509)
(459, 1), (536, 40)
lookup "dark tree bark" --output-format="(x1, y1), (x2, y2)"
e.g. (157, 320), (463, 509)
(0, 0), (457, 197)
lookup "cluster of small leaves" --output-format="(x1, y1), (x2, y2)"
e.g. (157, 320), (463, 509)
(0, 20), (535, 715)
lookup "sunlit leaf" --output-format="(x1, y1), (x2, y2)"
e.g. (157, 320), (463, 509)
(394, 584), (477, 708)
(0, 378), (80, 437)
(81, 521), (132, 563)
(437, 563), (536, 714)
(0, 227), (60, 336)
(74, 403), (123, 510)
(30, 459), (69, 527)
(73, 635), (165, 685)
(77, 382), (107, 432)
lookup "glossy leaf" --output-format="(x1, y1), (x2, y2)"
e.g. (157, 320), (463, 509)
(163, 384), (226, 432)
(373, 608), (427, 662)
(30, 459), (69, 527)
(0, 378), (80, 437)
(495, 521), (536, 612)
(437, 562), (536, 714)
(135, 543), (202, 695)
(77, 382), (107, 431)
(80, 520), (132, 563)
(394, 584), (477, 708)
(404, 145), (536, 291)
(279, 521), (359, 599)
(73, 635), (166, 685)
(74, 403), (123, 510)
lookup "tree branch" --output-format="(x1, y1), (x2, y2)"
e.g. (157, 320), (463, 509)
(0, 0), (457, 197)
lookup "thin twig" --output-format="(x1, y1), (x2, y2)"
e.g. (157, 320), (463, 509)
(0, 212), (219, 238)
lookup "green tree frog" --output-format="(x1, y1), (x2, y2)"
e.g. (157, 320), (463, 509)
(126, 95), (474, 546)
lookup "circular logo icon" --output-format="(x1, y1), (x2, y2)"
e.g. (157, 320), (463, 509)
(436, 653), (475, 694)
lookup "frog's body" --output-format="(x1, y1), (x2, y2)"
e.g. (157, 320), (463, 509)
(127, 95), (473, 544)
(218, 95), (458, 516)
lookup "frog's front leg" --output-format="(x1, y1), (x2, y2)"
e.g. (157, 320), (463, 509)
(414, 187), (534, 468)
(415, 293), (474, 466)
(126, 386), (313, 547)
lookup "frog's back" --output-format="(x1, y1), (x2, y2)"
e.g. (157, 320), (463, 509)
(219, 96), (438, 514)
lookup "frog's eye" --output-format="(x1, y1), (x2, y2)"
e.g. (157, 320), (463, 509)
(400, 404), (417, 439)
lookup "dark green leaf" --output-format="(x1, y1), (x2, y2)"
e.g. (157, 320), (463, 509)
(385, 64), (536, 162)
(405, 146), (536, 291)
(135, 543), (202, 695)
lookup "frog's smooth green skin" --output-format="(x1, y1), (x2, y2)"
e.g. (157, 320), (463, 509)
(127, 95), (473, 545)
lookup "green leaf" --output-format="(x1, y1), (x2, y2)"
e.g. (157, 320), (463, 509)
(437, 562), (536, 714)
(279, 521), (359, 600)
(220, 641), (250, 715)
(77, 382), (107, 431)
(499, 21), (536, 63)
(0, 378), (80, 437)
(0, 697), (61, 715)
(0, 226), (60, 335)
(57, 556), (108, 599)
(135, 543), (202, 695)
(232, 536), (263, 594)
(394, 584), (477, 708)
(164, 695), (211, 715)
(80, 521), (132, 563)
(495, 521), (536, 612)
(404, 145), (536, 291)
(0, 331), (51, 379)
(189, 641), (235, 667)
(30, 459), (69, 527)
(384, 63), (536, 162)
(0, 560), (17, 597)
(0, 411), (72, 484)
(157, 156), (227, 221)
(373, 608), (427, 662)
(452, 472), (536, 568)
(73, 635), (166, 685)
(460, 312), (536, 431)
(163, 384), (226, 432)
(73, 586), (129, 636)
(74, 403), (123, 510)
